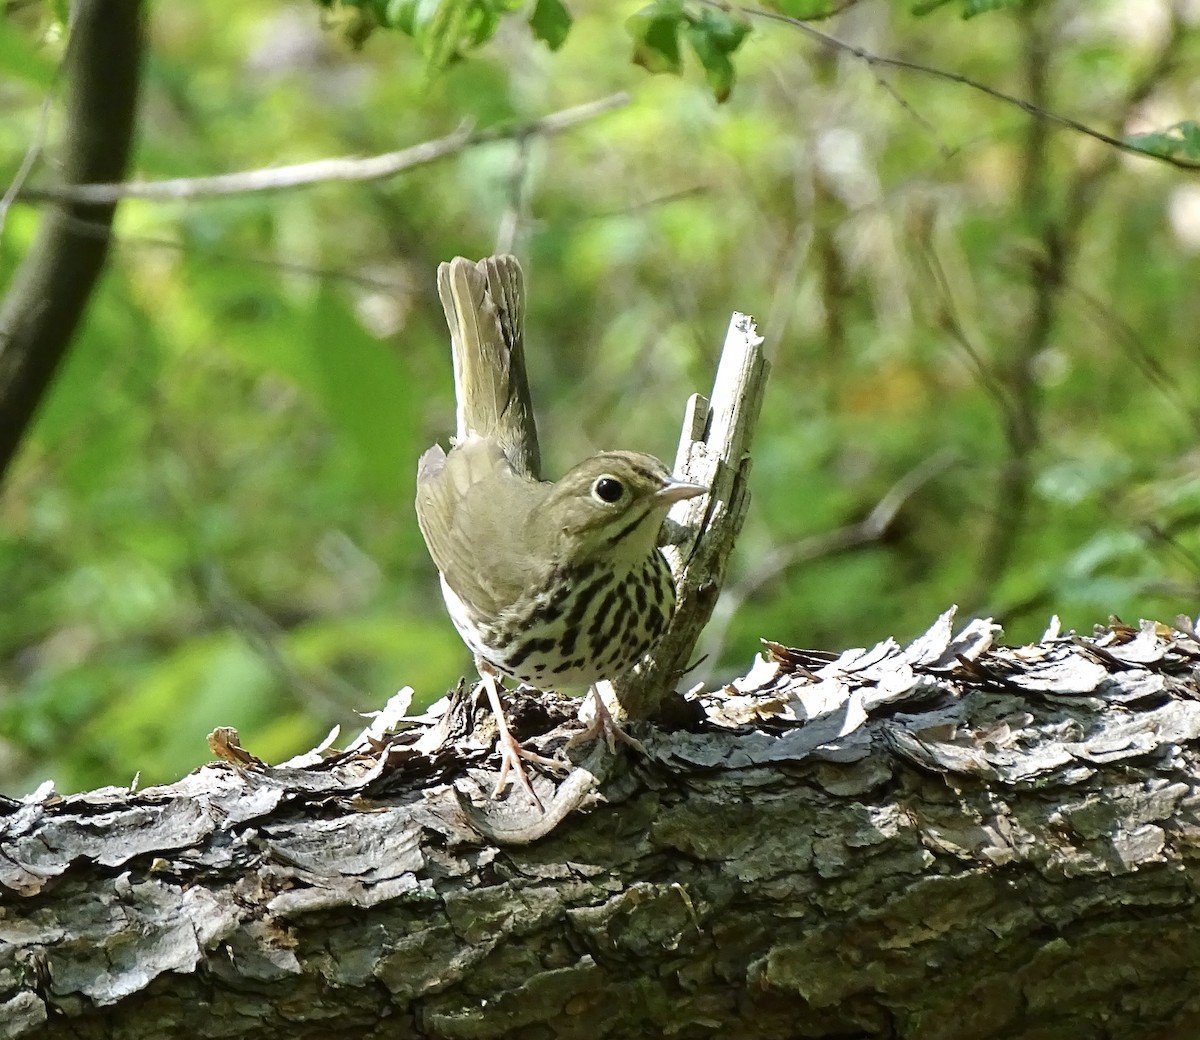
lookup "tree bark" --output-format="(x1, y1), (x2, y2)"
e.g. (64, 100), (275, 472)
(2, 609), (1199, 1039)
(0, 0), (143, 483)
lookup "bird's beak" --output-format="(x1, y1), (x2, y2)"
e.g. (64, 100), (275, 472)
(656, 480), (708, 505)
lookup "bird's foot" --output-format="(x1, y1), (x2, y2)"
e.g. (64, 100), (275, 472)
(568, 683), (647, 756)
(476, 662), (567, 810)
(492, 727), (568, 809)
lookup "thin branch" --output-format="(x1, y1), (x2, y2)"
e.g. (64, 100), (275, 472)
(58, 213), (409, 294)
(763, 217), (813, 357)
(0, 74), (59, 239)
(1140, 524), (1200, 581)
(965, 2), (1188, 609)
(495, 135), (534, 257)
(916, 242), (1015, 423)
(1057, 3), (1186, 242)
(869, 73), (956, 162)
(811, 174), (849, 358)
(571, 185), (709, 223)
(1067, 279), (1200, 439)
(15, 93), (630, 206)
(197, 564), (368, 726)
(729, 4), (1200, 170)
(130, 239), (403, 293)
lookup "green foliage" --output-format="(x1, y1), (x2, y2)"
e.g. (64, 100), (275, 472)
(319, 0), (757, 101)
(626, 3), (750, 102)
(911, 0), (1023, 16)
(317, 0), (553, 69)
(0, 18), (57, 88)
(2, 0), (1199, 797)
(627, 1), (685, 76)
(681, 8), (749, 103)
(529, 0), (573, 51)
(1124, 121), (1200, 163)
(764, 1), (838, 17)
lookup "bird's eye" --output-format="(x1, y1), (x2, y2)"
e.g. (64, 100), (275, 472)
(592, 476), (625, 503)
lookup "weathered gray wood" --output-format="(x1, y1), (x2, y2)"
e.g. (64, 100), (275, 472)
(615, 312), (770, 721)
(3, 610), (1200, 1039)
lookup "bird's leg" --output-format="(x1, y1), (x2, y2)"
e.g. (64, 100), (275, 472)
(568, 680), (647, 755)
(476, 659), (565, 807)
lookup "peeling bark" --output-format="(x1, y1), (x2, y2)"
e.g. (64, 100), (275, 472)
(3, 609), (1200, 1039)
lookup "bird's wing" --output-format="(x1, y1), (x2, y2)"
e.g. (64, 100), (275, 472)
(415, 436), (546, 617)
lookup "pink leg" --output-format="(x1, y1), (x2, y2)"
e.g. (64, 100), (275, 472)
(568, 680), (647, 755)
(477, 660), (565, 807)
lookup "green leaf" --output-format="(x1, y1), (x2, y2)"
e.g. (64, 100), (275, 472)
(528, 0), (572, 51)
(912, 0), (1020, 14)
(385, 0), (420, 33)
(423, 0), (470, 71)
(1124, 121), (1200, 163)
(961, 0), (1022, 15)
(395, 0), (512, 69)
(763, 0), (837, 18)
(627, 0), (685, 76)
(0, 20), (57, 88)
(464, 1), (505, 48)
(320, 1), (383, 48)
(627, 3), (749, 100)
(683, 8), (749, 103)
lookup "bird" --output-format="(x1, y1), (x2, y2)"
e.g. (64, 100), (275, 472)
(415, 255), (706, 802)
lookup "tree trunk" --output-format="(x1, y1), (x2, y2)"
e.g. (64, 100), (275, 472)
(2, 609), (1198, 1039)
(0, 0), (143, 482)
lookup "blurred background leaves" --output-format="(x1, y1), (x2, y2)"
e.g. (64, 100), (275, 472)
(2, 0), (1199, 793)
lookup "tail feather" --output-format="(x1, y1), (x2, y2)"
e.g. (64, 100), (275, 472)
(437, 255), (541, 480)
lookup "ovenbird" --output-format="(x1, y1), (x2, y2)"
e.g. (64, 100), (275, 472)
(415, 255), (705, 801)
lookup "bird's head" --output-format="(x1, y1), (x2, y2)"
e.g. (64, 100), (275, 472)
(541, 451), (706, 566)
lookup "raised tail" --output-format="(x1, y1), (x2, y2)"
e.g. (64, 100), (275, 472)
(437, 255), (541, 480)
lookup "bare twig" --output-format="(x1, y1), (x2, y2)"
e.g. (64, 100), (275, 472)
(1140, 524), (1200, 580)
(197, 564), (367, 726)
(868, 74), (956, 162)
(963, 6), (1055, 606)
(728, 4), (1200, 170)
(916, 243), (1015, 422)
(46, 212), (409, 292)
(15, 93), (630, 206)
(763, 217), (813, 355)
(1067, 280), (1200, 439)
(0, 72), (60, 239)
(613, 314), (770, 721)
(570, 186), (709, 224)
(495, 135), (534, 257)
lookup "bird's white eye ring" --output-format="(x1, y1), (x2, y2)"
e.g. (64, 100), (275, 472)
(592, 476), (625, 504)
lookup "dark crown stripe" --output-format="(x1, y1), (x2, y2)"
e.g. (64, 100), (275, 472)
(624, 460), (667, 484)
